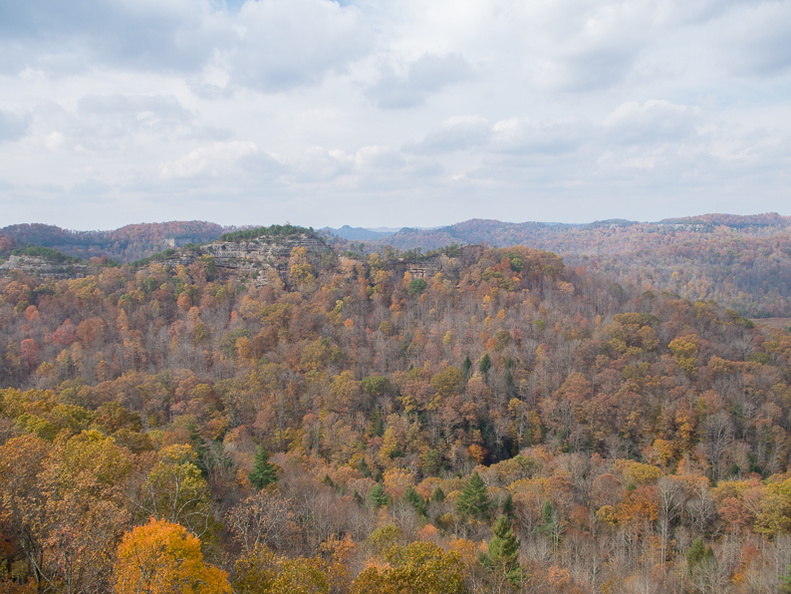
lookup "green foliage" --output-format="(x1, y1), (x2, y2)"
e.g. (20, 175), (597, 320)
(219, 224), (316, 242)
(479, 353), (492, 375)
(457, 471), (490, 520)
(249, 446), (279, 491)
(405, 486), (428, 517)
(361, 375), (393, 397)
(369, 483), (391, 508)
(11, 245), (82, 264)
(407, 277), (428, 297)
(461, 356), (472, 378)
(484, 515), (522, 584)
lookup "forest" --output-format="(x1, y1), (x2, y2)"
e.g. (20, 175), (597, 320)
(2, 226), (791, 592)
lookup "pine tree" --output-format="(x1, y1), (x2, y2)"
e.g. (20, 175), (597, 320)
(461, 356), (472, 379)
(405, 486), (428, 517)
(249, 446), (279, 491)
(502, 493), (514, 518)
(369, 483), (391, 508)
(456, 471), (490, 520)
(487, 515), (520, 574)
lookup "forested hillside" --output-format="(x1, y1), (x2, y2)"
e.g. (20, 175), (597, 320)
(0, 221), (226, 263)
(363, 214), (791, 317)
(2, 229), (791, 592)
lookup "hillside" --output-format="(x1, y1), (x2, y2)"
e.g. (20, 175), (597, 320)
(0, 221), (226, 262)
(363, 214), (791, 317)
(3, 235), (791, 591)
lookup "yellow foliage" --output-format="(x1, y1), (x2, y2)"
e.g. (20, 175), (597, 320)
(614, 460), (662, 486)
(114, 518), (231, 594)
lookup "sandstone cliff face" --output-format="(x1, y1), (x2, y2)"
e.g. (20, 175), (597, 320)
(0, 255), (88, 278)
(148, 232), (333, 287)
(203, 234), (329, 271)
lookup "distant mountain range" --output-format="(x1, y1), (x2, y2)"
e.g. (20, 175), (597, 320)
(0, 221), (227, 262)
(321, 225), (401, 241)
(3, 213), (791, 316)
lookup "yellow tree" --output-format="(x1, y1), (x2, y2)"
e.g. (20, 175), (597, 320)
(351, 542), (467, 594)
(114, 518), (231, 594)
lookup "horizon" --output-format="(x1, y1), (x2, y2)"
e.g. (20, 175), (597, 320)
(2, 210), (790, 235)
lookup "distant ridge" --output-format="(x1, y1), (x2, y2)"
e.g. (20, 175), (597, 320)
(658, 212), (790, 228)
(0, 221), (226, 262)
(322, 225), (400, 241)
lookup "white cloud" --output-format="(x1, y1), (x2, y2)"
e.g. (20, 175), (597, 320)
(603, 100), (701, 144)
(160, 141), (261, 179)
(0, 109), (30, 141)
(225, 0), (371, 92)
(409, 116), (490, 152)
(720, 0), (791, 77)
(366, 52), (475, 109)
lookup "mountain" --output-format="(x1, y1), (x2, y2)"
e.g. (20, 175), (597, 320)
(322, 225), (400, 240)
(0, 221), (226, 262)
(361, 214), (791, 317)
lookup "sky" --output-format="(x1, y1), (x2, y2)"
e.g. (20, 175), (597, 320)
(1, 0), (790, 231)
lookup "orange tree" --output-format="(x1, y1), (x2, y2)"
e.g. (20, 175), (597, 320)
(114, 518), (230, 594)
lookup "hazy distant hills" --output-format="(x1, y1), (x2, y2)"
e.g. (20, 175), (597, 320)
(3, 213), (791, 316)
(366, 213), (791, 252)
(357, 214), (791, 317)
(0, 221), (226, 262)
(321, 225), (400, 241)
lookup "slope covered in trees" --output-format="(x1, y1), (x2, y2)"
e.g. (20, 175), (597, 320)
(0, 221), (226, 263)
(358, 214), (791, 317)
(3, 235), (791, 592)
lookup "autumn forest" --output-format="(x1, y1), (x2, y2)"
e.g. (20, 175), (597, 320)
(2, 221), (791, 593)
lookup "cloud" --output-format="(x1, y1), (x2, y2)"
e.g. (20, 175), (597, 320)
(287, 147), (355, 183)
(491, 117), (589, 155)
(225, 0), (371, 92)
(0, 109), (30, 142)
(603, 100), (701, 144)
(367, 52), (475, 109)
(721, 1), (791, 77)
(409, 116), (490, 152)
(0, 0), (221, 74)
(77, 94), (195, 138)
(160, 141), (265, 179)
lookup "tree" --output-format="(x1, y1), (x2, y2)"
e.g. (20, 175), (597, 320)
(405, 486), (428, 518)
(352, 542), (466, 594)
(457, 472), (490, 520)
(233, 545), (330, 594)
(479, 353), (492, 375)
(369, 483), (391, 508)
(486, 515), (520, 573)
(483, 515), (523, 588)
(114, 518), (231, 594)
(249, 446), (279, 491)
(138, 445), (217, 539)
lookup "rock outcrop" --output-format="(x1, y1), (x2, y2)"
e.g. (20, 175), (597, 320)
(0, 255), (88, 278)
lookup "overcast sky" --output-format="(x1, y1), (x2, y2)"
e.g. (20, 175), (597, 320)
(1, 0), (790, 230)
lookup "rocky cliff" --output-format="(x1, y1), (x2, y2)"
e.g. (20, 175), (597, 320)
(0, 255), (88, 278)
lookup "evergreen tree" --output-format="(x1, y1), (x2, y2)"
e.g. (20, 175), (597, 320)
(502, 493), (514, 518)
(479, 353), (492, 375)
(461, 356), (472, 379)
(369, 483), (391, 508)
(456, 471), (490, 520)
(249, 446), (279, 491)
(485, 515), (522, 584)
(405, 486), (428, 517)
